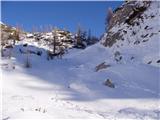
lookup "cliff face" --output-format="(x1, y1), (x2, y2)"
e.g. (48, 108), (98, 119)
(101, 1), (160, 67)
(101, 1), (158, 47)
(109, 1), (151, 29)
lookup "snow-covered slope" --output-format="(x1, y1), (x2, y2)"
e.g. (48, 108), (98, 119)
(102, 1), (160, 67)
(1, 42), (159, 119)
(1, 1), (160, 120)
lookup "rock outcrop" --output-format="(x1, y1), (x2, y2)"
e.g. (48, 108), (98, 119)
(102, 1), (153, 47)
(101, 0), (160, 67)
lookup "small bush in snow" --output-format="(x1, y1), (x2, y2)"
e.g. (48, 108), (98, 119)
(134, 40), (140, 45)
(37, 51), (42, 56)
(25, 59), (31, 68)
(23, 43), (28, 47)
(157, 60), (160, 63)
(114, 51), (122, 63)
(104, 79), (115, 88)
(24, 54), (31, 68)
(147, 61), (152, 64)
(130, 56), (134, 60)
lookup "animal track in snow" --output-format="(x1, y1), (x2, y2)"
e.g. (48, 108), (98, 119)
(50, 96), (106, 118)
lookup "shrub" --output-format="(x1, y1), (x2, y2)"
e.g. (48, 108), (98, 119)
(114, 51), (122, 62)
(25, 55), (31, 68)
(104, 79), (115, 88)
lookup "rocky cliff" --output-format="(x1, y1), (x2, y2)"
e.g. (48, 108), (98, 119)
(101, 0), (160, 67)
(102, 1), (159, 47)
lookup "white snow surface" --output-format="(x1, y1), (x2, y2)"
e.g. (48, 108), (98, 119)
(1, 1), (160, 120)
(1, 41), (160, 119)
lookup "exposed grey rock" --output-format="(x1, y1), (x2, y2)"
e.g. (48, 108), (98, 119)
(102, 1), (151, 47)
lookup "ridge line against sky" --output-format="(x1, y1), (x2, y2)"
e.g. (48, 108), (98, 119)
(1, 1), (123, 37)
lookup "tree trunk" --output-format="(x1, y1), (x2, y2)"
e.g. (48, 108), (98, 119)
(53, 36), (56, 54)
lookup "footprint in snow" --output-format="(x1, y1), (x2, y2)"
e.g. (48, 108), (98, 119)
(35, 107), (47, 113)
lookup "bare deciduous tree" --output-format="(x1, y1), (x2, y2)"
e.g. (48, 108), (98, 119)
(105, 7), (113, 31)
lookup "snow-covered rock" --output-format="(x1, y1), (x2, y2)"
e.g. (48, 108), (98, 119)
(101, 1), (160, 67)
(26, 33), (34, 38)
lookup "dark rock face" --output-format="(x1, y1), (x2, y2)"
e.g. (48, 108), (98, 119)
(104, 79), (115, 88)
(95, 62), (111, 72)
(102, 1), (151, 47)
(103, 32), (122, 47)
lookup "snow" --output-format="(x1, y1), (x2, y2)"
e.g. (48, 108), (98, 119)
(0, 21), (4, 25)
(1, 1), (160, 120)
(26, 33), (33, 38)
(1, 41), (160, 119)
(102, 1), (160, 67)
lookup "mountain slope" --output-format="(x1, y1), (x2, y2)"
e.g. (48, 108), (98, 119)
(2, 42), (159, 119)
(101, 1), (160, 67)
(1, 1), (160, 120)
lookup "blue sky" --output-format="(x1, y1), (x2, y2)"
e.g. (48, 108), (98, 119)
(1, 1), (123, 37)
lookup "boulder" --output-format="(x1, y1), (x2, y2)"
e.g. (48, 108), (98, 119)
(95, 62), (111, 72)
(104, 79), (115, 88)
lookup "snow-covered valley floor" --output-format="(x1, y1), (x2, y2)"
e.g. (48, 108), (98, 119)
(1, 42), (160, 120)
